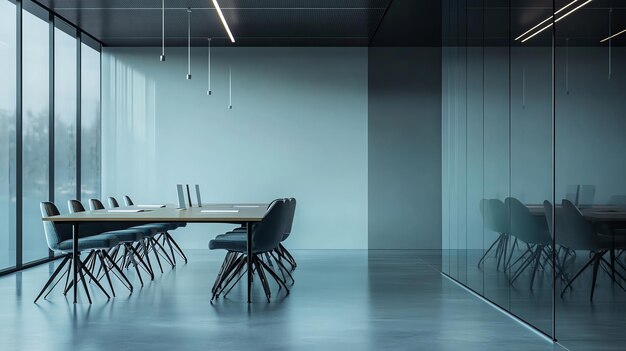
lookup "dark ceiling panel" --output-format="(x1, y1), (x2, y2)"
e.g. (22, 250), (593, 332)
(34, 0), (394, 46)
(446, 0), (626, 47)
(369, 0), (443, 46)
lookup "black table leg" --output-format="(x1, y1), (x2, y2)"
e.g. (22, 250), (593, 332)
(72, 223), (79, 304)
(247, 222), (252, 303)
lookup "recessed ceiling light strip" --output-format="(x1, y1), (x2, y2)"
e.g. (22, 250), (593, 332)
(514, 0), (580, 41)
(212, 0), (235, 43)
(600, 28), (626, 43)
(160, 0), (165, 61)
(207, 38), (212, 95)
(187, 8), (192, 79)
(517, 0), (592, 43)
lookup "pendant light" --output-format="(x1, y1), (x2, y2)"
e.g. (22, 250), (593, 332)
(186, 8), (192, 80)
(229, 65), (232, 109)
(207, 38), (212, 95)
(160, 0), (165, 61)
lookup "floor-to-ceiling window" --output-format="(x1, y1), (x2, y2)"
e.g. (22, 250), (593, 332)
(0, 0), (101, 274)
(54, 21), (77, 224)
(22, 6), (51, 263)
(80, 40), (101, 201)
(0, 0), (17, 270)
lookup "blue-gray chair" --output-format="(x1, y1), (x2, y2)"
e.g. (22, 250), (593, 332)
(209, 199), (290, 302)
(216, 198), (297, 284)
(91, 198), (174, 273)
(36, 202), (125, 303)
(118, 195), (187, 266)
(69, 200), (156, 287)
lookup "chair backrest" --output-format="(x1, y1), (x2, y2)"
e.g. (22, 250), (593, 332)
(481, 198), (509, 234)
(40, 202), (72, 251)
(89, 198), (105, 210)
(252, 199), (288, 253)
(68, 200), (86, 214)
(123, 195), (134, 206)
(108, 197), (120, 208)
(282, 198), (296, 240)
(505, 197), (550, 245)
(545, 199), (606, 250)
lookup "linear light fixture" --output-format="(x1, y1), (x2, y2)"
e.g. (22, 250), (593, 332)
(601, 28), (626, 42)
(212, 0), (235, 43)
(516, 0), (593, 43)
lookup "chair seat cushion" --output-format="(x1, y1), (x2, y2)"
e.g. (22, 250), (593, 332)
(58, 234), (120, 251)
(133, 223), (176, 233)
(216, 232), (246, 240)
(217, 231), (288, 242)
(105, 229), (148, 242)
(209, 238), (247, 252)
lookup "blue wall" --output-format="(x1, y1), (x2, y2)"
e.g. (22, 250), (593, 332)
(101, 47), (369, 249)
(368, 47), (442, 249)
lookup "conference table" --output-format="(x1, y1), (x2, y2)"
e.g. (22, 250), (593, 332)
(526, 204), (626, 222)
(42, 203), (269, 304)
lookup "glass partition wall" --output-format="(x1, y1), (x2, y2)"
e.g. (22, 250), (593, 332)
(444, 0), (626, 348)
(0, 0), (101, 274)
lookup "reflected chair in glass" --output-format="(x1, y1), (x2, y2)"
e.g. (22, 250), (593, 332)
(545, 199), (626, 300)
(119, 195), (188, 266)
(506, 197), (552, 290)
(69, 199), (156, 288)
(36, 202), (124, 303)
(478, 199), (511, 271)
(209, 199), (291, 302)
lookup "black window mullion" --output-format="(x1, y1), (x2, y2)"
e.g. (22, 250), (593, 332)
(15, 0), (23, 268)
(76, 33), (81, 201)
(48, 12), (54, 259)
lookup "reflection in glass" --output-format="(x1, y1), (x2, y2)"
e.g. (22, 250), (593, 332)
(22, 9), (50, 263)
(0, 0), (16, 270)
(80, 43), (101, 200)
(54, 27), (77, 216)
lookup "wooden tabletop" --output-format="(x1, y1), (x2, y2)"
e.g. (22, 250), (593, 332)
(42, 203), (269, 223)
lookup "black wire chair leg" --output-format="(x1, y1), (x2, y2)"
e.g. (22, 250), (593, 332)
(34, 255), (71, 303)
(97, 251), (115, 297)
(561, 255), (597, 297)
(166, 232), (188, 264)
(257, 255), (290, 295)
(103, 251), (133, 293)
(270, 252), (295, 285)
(78, 260), (93, 304)
(80, 257), (111, 300)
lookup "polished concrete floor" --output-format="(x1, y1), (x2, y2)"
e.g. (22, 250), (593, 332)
(437, 248), (626, 351)
(0, 249), (565, 351)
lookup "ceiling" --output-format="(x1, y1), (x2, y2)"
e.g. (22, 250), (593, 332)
(34, 0), (399, 47)
(445, 0), (626, 47)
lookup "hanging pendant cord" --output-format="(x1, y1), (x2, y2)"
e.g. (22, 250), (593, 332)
(207, 38), (212, 95)
(186, 8), (192, 79)
(160, 0), (165, 61)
